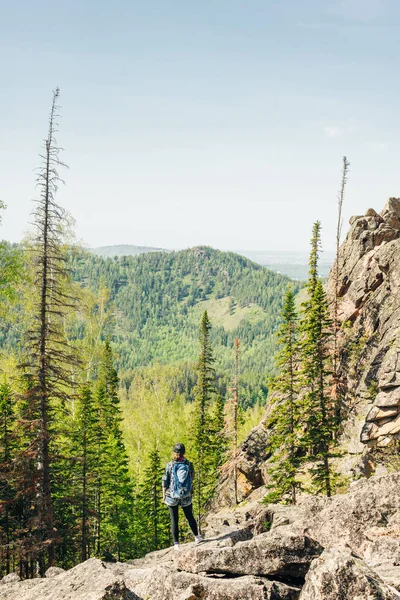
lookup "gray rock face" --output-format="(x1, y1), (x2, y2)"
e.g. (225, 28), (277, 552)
(125, 565), (300, 600)
(176, 531), (322, 578)
(328, 198), (400, 455)
(0, 558), (135, 600)
(264, 473), (400, 592)
(45, 566), (66, 578)
(299, 548), (400, 600)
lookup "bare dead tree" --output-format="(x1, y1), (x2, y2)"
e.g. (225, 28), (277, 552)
(232, 338), (240, 505)
(20, 88), (79, 572)
(332, 156), (350, 430)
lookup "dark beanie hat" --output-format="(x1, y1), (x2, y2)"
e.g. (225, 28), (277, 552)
(173, 443), (185, 456)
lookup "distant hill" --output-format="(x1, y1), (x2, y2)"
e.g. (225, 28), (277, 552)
(90, 244), (170, 257)
(90, 245), (334, 279)
(72, 246), (301, 406)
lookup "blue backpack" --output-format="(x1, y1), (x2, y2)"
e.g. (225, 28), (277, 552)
(170, 462), (192, 499)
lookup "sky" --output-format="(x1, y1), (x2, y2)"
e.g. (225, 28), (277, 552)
(1, 0), (400, 252)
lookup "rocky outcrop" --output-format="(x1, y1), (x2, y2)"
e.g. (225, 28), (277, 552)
(209, 472), (400, 592)
(0, 558), (134, 599)
(299, 549), (400, 600)
(125, 564), (300, 600)
(2, 473), (400, 599)
(176, 531), (322, 579)
(209, 423), (271, 508)
(331, 197), (400, 455)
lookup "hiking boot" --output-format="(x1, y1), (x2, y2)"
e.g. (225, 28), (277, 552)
(173, 543), (181, 552)
(195, 534), (205, 544)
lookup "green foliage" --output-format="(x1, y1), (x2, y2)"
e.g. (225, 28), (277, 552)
(210, 395), (229, 472)
(265, 288), (302, 504)
(134, 446), (171, 555)
(0, 242), (23, 318)
(265, 223), (341, 503)
(0, 381), (17, 574)
(92, 342), (135, 561)
(298, 224), (339, 497)
(192, 311), (217, 527)
(0, 202), (23, 320)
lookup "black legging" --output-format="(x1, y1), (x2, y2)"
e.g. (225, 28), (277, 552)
(168, 503), (198, 543)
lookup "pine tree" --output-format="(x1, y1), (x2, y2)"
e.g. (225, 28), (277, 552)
(300, 224), (338, 497)
(136, 446), (170, 554)
(265, 288), (302, 504)
(92, 342), (135, 560)
(13, 374), (42, 577)
(209, 395), (228, 477)
(192, 311), (216, 530)
(72, 384), (98, 561)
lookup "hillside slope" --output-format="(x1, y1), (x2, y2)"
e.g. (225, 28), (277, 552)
(72, 246), (299, 404)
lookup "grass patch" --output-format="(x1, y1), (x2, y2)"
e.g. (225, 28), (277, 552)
(192, 297), (266, 331)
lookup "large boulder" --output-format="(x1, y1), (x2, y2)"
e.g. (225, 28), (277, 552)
(125, 565), (300, 600)
(299, 548), (400, 600)
(176, 531), (322, 579)
(0, 559), (136, 600)
(0, 573), (20, 585)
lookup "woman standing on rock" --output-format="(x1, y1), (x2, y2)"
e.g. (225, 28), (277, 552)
(162, 443), (204, 551)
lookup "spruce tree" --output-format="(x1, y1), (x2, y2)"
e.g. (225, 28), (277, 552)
(209, 395), (228, 477)
(265, 288), (301, 504)
(92, 342), (134, 560)
(307, 221), (321, 298)
(72, 384), (98, 561)
(192, 311), (215, 530)
(136, 446), (170, 554)
(300, 224), (338, 496)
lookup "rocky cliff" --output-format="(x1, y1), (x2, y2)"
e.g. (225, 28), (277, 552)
(333, 198), (400, 455)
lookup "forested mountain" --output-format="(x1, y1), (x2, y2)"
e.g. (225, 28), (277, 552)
(71, 246), (300, 406)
